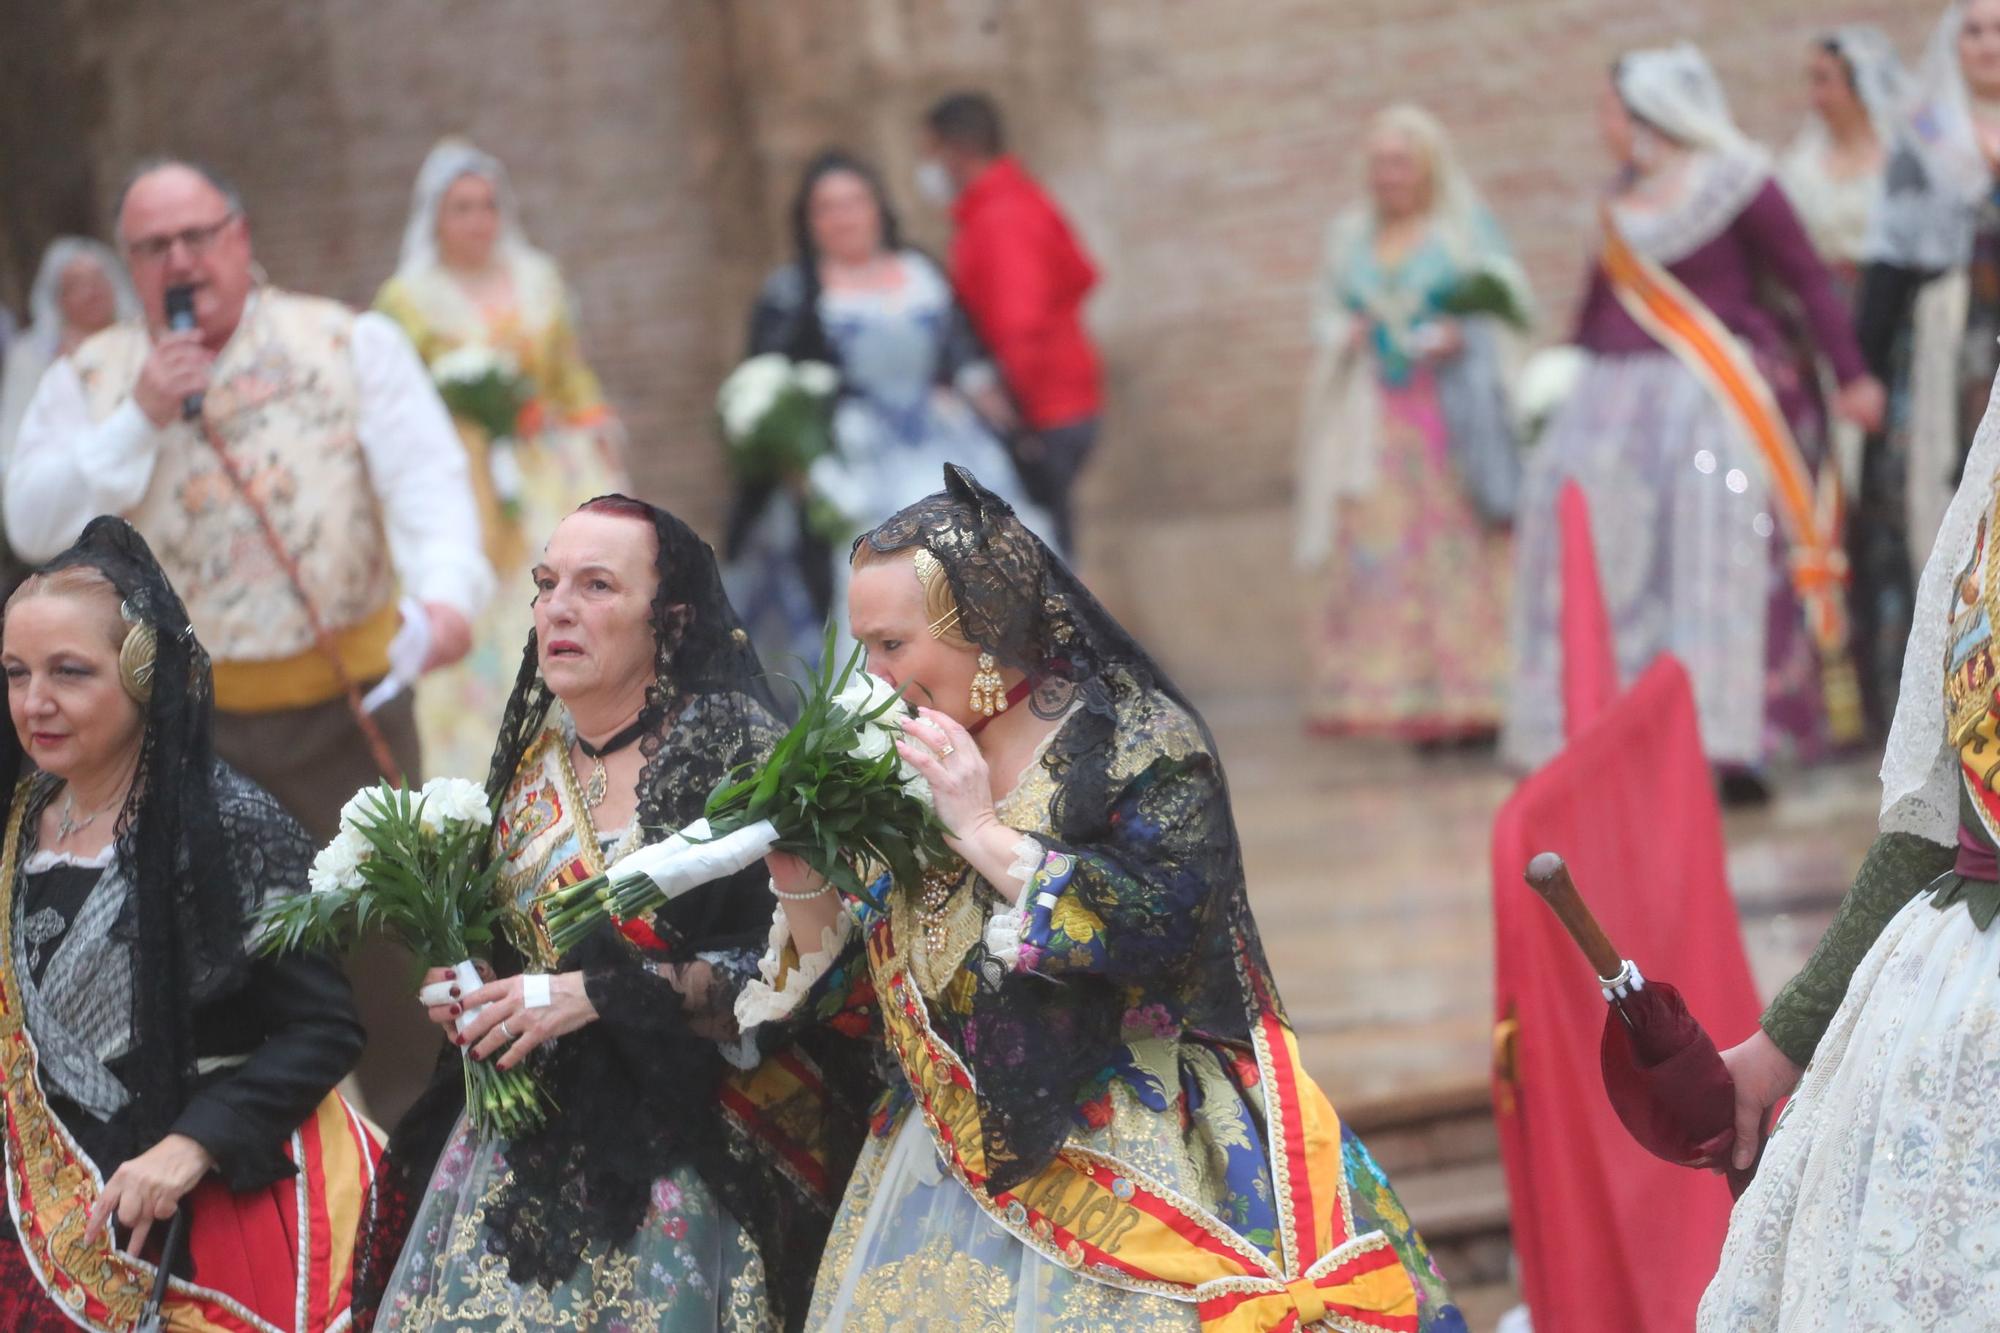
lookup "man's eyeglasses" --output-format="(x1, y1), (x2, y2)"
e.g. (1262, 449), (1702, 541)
(124, 213), (238, 265)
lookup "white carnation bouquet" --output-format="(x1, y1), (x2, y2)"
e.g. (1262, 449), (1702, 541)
(540, 627), (949, 954)
(252, 777), (549, 1138)
(431, 342), (533, 515)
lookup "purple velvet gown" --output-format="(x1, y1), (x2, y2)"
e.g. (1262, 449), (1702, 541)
(1503, 153), (1868, 771)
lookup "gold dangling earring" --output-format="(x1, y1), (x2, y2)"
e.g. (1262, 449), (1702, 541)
(970, 652), (1006, 718)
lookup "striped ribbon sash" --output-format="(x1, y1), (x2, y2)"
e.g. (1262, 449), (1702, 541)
(0, 784), (380, 1333)
(867, 916), (1419, 1333)
(1599, 209), (1861, 740)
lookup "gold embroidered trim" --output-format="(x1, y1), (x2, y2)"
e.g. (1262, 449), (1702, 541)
(867, 916), (1395, 1313)
(0, 783), (289, 1333)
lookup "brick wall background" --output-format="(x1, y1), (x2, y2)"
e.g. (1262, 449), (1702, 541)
(0, 0), (1941, 696)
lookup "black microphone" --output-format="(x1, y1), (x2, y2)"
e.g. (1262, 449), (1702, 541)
(163, 284), (203, 421)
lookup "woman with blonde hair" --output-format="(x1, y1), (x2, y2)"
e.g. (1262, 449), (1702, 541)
(0, 518), (376, 1331)
(740, 465), (1467, 1330)
(1295, 104), (1528, 742)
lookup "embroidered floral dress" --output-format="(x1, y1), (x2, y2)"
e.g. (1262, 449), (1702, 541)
(1298, 216), (1517, 738)
(740, 687), (1464, 1332)
(375, 711), (778, 1333)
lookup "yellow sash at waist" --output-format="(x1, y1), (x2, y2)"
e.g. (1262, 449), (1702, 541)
(210, 600), (399, 714)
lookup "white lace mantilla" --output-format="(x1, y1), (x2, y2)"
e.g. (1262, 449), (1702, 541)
(1879, 359), (2000, 844)
(1612, 149), (1771, 267)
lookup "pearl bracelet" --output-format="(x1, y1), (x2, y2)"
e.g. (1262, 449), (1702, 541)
(769, 876), (834, 903)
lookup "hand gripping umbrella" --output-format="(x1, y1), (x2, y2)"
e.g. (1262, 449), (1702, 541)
(1524, 852), (1764, 1197)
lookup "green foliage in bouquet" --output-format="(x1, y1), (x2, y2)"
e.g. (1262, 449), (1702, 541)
(717, 354), (838, 487)
(720, 623), (951, 897)
(1438, 270), (1530, 330)
(436, 364), (530, 444)
(539, 623), (951, 955)
(252, 781), (550, 1139)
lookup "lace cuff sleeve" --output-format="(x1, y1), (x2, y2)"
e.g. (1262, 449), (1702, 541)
(982, 836), (1047, 970)
(734, 900), (859, 1032)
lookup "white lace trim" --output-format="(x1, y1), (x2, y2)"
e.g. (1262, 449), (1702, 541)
(980, 835), (1050, 970)
(1611, 148), (1771, 266)
(22, 846), (116, 873)
(983, 899), (1028, 970)
(1698, 895), (2000, 1326)
(1004, 834), (1045, 889)
(1879, 349), (2000, 845)
(733, 901), (855, 1032)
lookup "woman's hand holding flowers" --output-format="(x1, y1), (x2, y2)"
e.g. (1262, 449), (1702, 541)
(456, 971), (599, 1070)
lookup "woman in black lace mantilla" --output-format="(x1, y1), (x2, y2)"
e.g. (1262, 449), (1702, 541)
(0, 516), (374, 1332)
(738, 467), (1465, 1330)
(359, 495), (864, 1332)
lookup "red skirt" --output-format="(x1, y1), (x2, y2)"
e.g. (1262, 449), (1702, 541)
(3, 1094), (380, 1333)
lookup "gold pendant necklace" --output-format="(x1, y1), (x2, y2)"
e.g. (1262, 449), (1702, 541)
(917, 862), (963, 959)
(575, 711), (650, 812)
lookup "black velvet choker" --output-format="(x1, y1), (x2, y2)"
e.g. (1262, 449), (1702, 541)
(575, 715), (649, 759)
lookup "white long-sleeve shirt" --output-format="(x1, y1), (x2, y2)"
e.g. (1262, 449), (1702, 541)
(5, 306), (493, 621)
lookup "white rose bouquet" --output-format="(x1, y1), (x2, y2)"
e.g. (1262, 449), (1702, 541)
(539, 625), (948, 954)
(1513, 344), (1589, 446)
(252, 777), (549, 1138)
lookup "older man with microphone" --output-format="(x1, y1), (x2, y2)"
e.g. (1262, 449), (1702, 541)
(5, 157), (492, 1118)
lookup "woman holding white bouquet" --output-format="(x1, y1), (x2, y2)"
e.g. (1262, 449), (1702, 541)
(360, 496), (862, 1332)
(1294, 104), (1529, 742)
(374, 137), (628, 780)
(0, 518), (377, 1331)
(738, 466), (1466, 1331)
(724, 148), (1049, 673)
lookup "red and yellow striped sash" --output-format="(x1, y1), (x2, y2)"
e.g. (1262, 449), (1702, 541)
(0, 784), (380, 1332)
(866, 916), (1418, 1333)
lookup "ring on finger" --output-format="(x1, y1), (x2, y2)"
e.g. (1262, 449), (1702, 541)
(499, 1019), (515, 1039)
(937, 742), (956, 756)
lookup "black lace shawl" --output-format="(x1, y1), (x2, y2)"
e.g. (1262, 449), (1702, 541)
(856, 466), (1283, 1194)
(355, 497), (847, 1329)
(0, 517), (252, 1168)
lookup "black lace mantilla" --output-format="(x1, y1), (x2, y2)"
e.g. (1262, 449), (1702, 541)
(858, 466), (1283, 1193)
(354, 497), (852, 1332)
(0, 518), (289, 1168)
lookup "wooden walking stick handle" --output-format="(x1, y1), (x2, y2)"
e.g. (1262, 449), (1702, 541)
(1524, 853), (1626, 981)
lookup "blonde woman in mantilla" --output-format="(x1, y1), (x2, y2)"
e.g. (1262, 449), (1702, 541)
(374, 138), (627, 780)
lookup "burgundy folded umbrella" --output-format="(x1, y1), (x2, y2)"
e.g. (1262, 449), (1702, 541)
(1525, 852), (1763, 1197)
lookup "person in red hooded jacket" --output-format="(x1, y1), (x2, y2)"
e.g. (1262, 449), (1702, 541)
(920, 93), (1102, 556)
